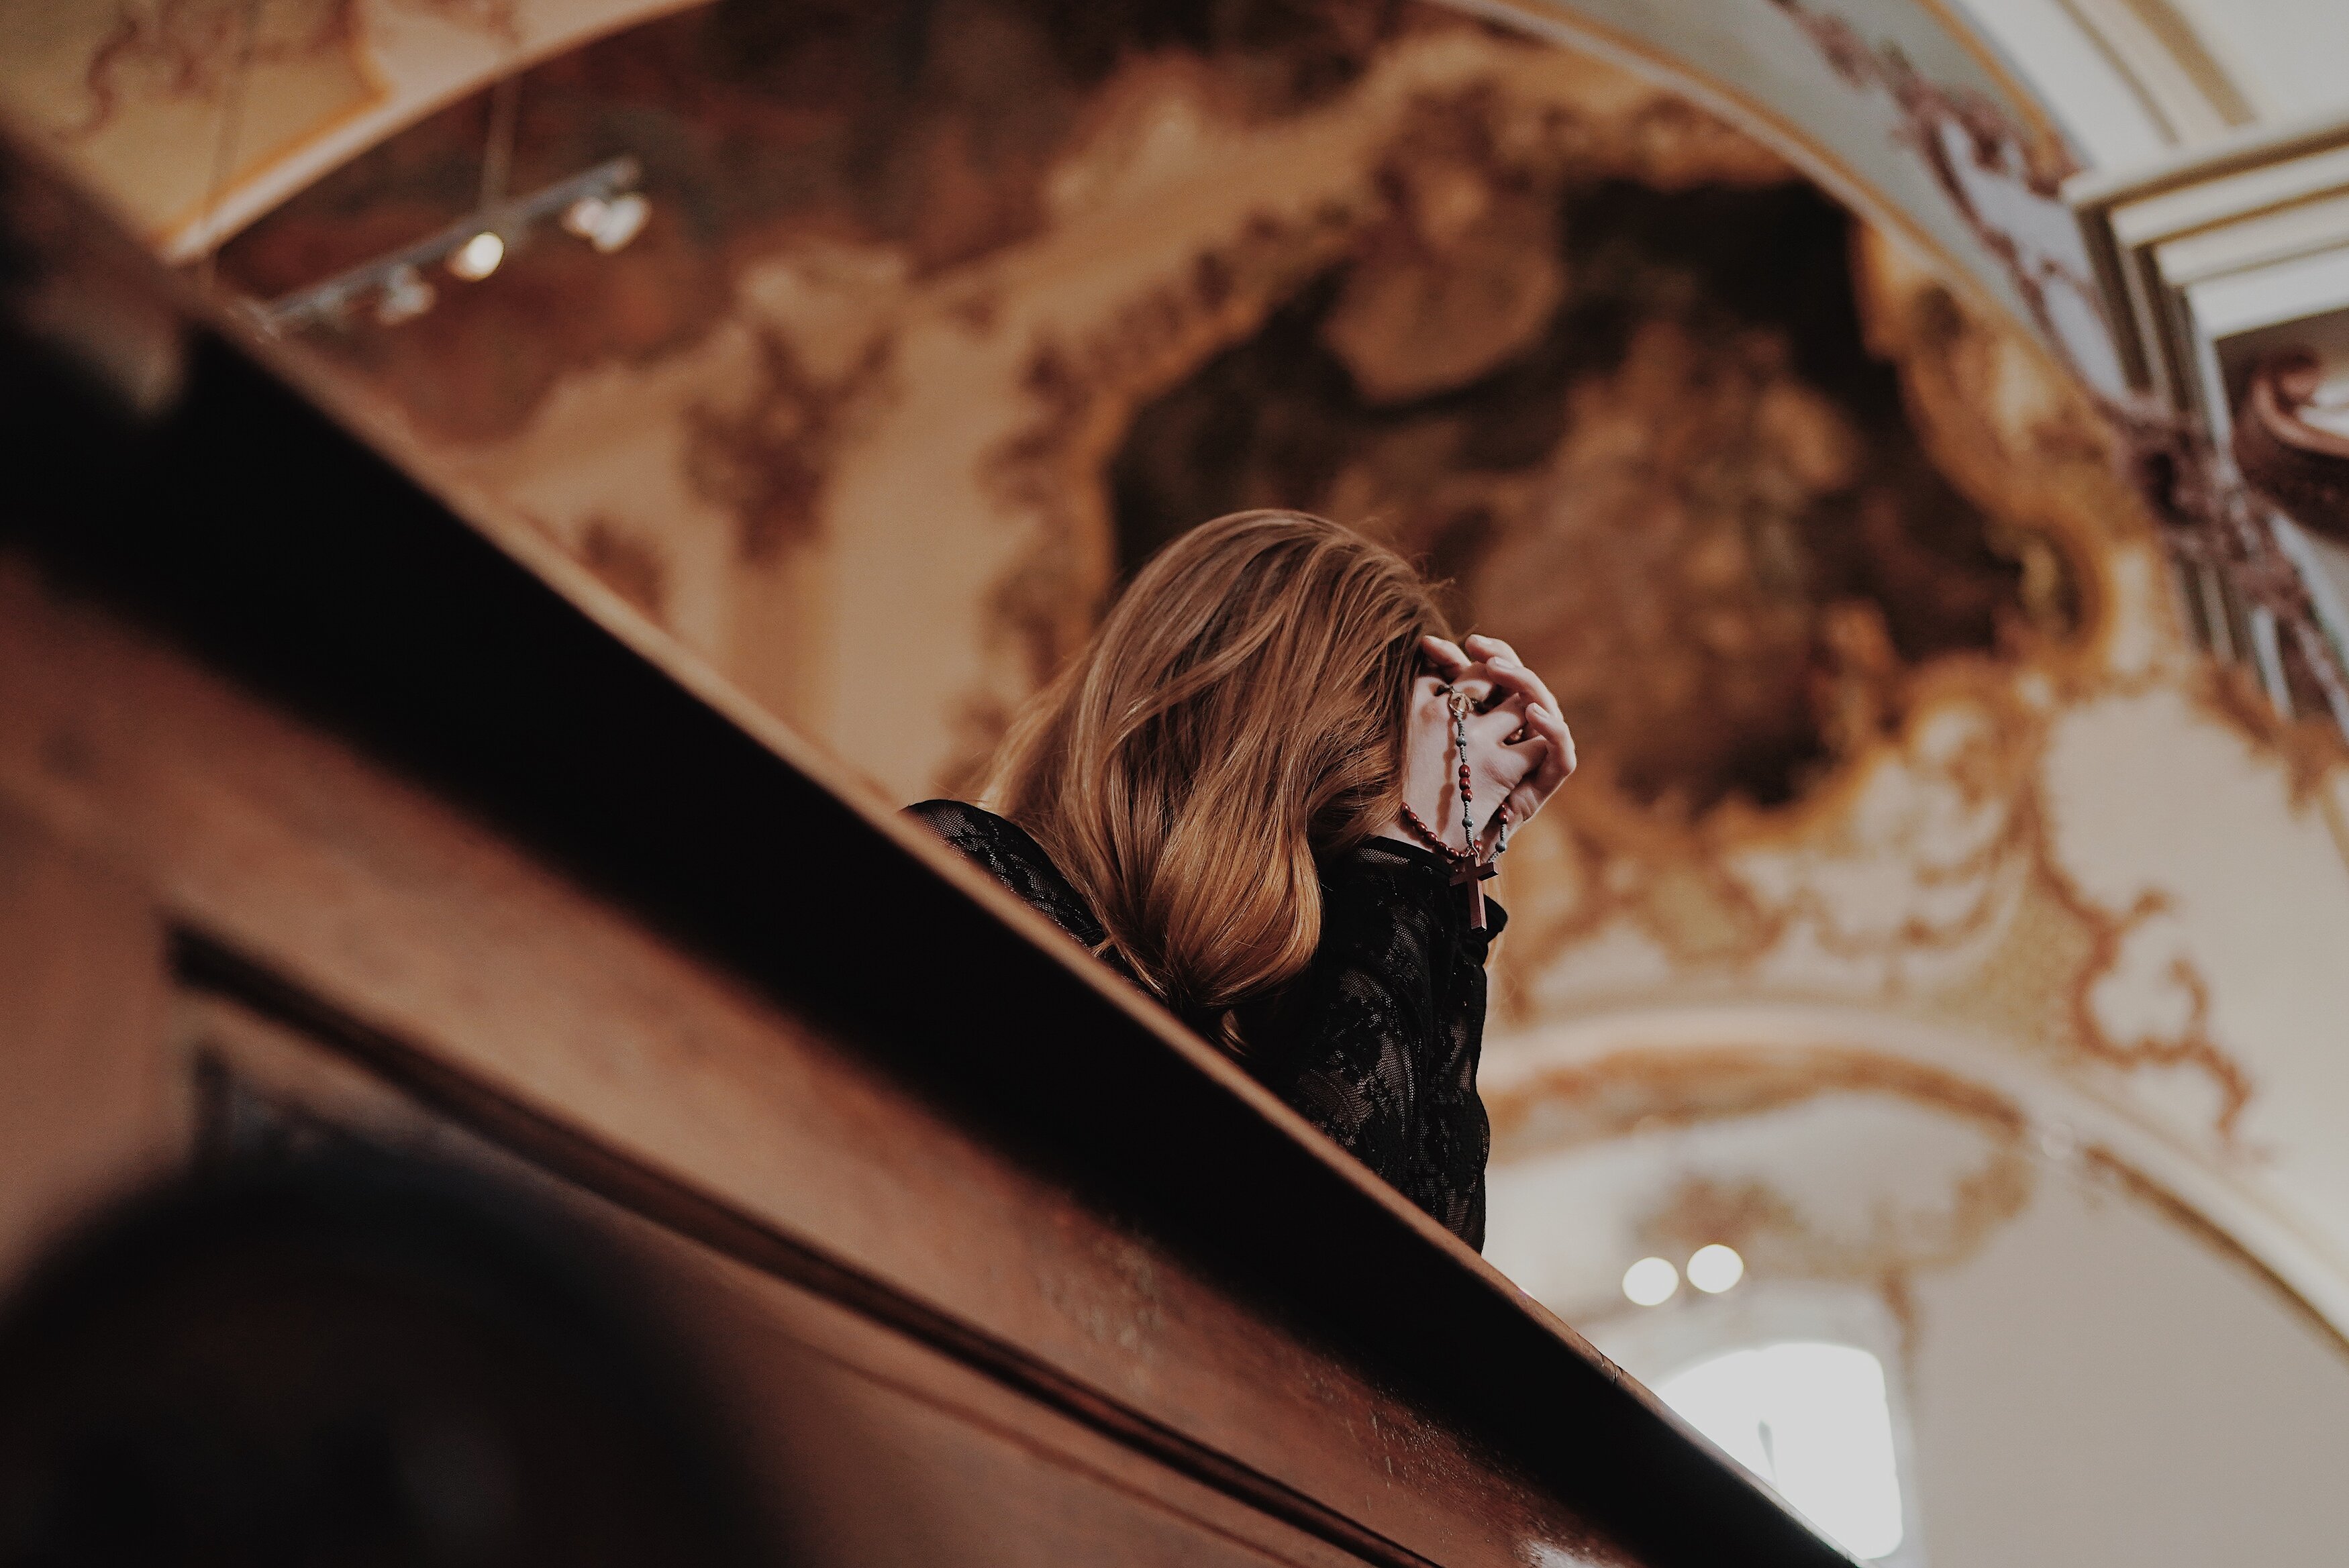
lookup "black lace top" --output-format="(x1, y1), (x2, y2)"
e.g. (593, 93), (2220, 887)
(907, 800), (1502, 1249)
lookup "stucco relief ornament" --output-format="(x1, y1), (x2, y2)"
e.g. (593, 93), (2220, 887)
(2235, 351), (2349, 545)
(1772, 0), (2349, 719)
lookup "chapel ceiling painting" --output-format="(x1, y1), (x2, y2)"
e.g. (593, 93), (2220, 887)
(216, 0), (2085, 818)
(191, 0), (2349, 1350)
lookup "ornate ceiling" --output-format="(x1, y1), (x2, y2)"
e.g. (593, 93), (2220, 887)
(9, 3), (2349, 1561)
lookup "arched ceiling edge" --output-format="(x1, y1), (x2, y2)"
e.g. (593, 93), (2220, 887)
(1483, 1003), (2349, 1361)
(1447, 0), (2127, 395)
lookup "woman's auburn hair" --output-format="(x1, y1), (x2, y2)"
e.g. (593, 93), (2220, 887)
(985, 509), (1448, 1049)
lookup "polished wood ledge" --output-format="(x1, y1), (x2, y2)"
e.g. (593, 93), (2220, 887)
(0, 133), (1851, 1568)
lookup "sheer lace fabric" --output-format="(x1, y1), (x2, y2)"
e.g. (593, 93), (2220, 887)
(908, 800), (1499, 1249)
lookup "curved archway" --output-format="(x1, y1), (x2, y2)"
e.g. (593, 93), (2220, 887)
(1483, 1002), (2349, 1568)
(1481, 1001), (2349, 1349)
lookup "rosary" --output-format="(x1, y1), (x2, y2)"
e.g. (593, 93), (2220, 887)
(1399, 684), (1508, 929)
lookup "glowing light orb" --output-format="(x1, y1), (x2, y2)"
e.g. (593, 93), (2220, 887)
(1687, 1243), (1745, 1294)
(564, 191), (650, 253)
(448, 231), (505, 280)
(1621, 1255), (1679, 1306)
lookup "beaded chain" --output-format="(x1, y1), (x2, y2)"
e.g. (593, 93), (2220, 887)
(1395, 683), (1508, 929)
(1398, 802), (1473, 870)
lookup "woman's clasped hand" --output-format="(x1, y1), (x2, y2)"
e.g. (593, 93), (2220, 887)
(1397, 633), (1577, 857)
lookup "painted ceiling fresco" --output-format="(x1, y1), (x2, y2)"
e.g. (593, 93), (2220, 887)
(1110, 174), (2066, 813)
(181, 6), (2349, 1557)
(3, 0), (2346, 1558)
(209, 0), (2091, 823)
(221, 0), (1438, 439)
(206, 0), (2349, 1283)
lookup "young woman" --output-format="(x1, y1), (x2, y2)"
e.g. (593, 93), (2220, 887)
(910, 510), (1573, 1249)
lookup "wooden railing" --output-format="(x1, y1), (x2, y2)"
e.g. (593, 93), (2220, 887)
(0, 129), (1853, 1568)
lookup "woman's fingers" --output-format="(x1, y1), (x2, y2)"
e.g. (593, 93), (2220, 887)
(1468, 690), (1533, 750)
(1506, 704), (1574, 825)
(1464, 634), (1562, 722)
(1462, 635), (1570, 815)
(1419, 637), (1501, 713)
(1401, 633), (1575, 853)
(1464, 694), (1542, 823)
(1421, 638), (1501, 702)
(1420, 634), (1472, 678)
(1462, 633), (1515, 662)
(1477, 733), (1550, 851)
(1527, 700), (1575, 780)
(1427, 637), (1566, 789)
(1464, 634), (1558, 714)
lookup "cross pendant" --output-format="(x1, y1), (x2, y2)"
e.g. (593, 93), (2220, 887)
(1453, 861), (1487, 929)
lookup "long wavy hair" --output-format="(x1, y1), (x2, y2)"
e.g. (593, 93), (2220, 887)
(985, 510), (1447, 1049)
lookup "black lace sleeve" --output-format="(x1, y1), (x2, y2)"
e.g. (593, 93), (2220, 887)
(907, 800), (1500, 1251)
(904, 800), (1107, 949)
(1248, 840), (1503, 1250)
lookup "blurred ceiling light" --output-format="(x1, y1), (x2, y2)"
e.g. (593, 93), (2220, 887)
(261, 156), (643, 335)
(374, 264), (436, 326)
(1622, 1256), (1679, 1306)
(562, 191), (650, 254)
(447, 231), (505, 281)
(1687, 1243), (1745, 1294)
